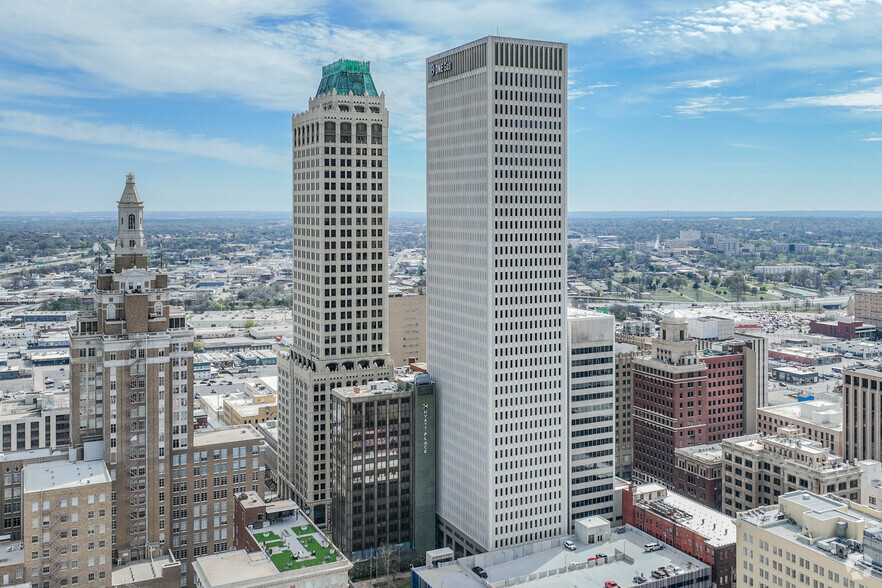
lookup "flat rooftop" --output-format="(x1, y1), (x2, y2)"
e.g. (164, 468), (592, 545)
(738, 492), (882, 580)
(0, 539), (25, 568)
(22, 459), (111, 494)
(194, 550), (283, 586)
(635, 488), (736, 547)
(331, 379), (407, 400)
(193, 424), (263, 447)
(675, 444), (722, 464)
(245, 507), (344, 573)
(414, 525), (710, 588)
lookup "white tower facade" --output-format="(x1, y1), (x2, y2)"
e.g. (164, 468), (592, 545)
(278, 60), (394, 527)
(426, 37), (568, 553)
(566, 310), (615, 529)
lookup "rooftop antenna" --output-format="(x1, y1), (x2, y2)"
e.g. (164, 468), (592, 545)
(159, 239), (163, 269)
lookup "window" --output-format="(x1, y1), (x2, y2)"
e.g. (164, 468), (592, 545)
(128, 214), (135, 230)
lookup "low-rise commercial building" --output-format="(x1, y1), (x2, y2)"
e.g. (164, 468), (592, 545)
(412, 519), (711, 588)
(753, 265), (815, 277)
(195, 492), (351, 588)
(770, 365), (819, 384)
(769, 346), (840, 365)
(623, 484), (736, 588)
(809, 318), (876, 340)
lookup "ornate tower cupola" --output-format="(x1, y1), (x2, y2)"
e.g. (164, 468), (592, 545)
(115, 172), (148, 271)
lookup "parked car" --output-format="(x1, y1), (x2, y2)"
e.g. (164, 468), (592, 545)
(472, 566), (488, 579)
(564, 540), (576, 551)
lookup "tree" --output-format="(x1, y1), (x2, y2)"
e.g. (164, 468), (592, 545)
(375, 545), (400, 587)
(243, 319), (256, 329)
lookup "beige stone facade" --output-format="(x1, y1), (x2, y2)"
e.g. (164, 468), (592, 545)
(278, 62), (395, 528)
(721, 428), (862, 517)
(853, 288), (882, 325)
(736, 492), (882, 588)
(22, 460), (113, 588)
(614, 346), (641, 480)
(388, 292), (426, 367)
(757, 400), (842, 456)
(843, 364), (882, 462)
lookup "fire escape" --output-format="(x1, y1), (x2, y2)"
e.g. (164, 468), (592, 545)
(46, 494), (72, 587)
(127, 344), (148, 556)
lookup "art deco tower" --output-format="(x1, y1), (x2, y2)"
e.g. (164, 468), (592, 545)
(70, 173), (195, 562)
(68, 175), (265, 577)
(426, 37), (568, 553)
(278, 60), (394, 527)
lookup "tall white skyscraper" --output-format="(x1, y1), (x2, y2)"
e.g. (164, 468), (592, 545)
(278, 60), (394, 527)
(426, 37), (568, 553)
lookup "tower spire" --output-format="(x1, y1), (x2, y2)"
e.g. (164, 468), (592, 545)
(115, 172), (148, 272)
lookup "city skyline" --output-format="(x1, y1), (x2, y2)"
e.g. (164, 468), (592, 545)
(1, 1), (881, 212)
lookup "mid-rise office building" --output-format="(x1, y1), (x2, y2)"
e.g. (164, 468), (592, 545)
(614, 343), (640, 480)
(843, 364), (882, 462)
(736, 492), (882, 588)
(721, 428), (862, 517)
(853, 287), (882, 325)
(632, 312), (753, 487)
(329, 371), (436, 560)
(566, 310), (615, 527)
(757, 400), (843, 456)
(426, 36), (568, 553)
(22, 460), (113, 588)
(388, 292), (426, 367)
(278, 59), (394, 526)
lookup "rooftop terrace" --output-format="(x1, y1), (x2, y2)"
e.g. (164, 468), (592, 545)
(248, 510), (342, 572)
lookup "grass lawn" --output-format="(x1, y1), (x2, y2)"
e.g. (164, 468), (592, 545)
(256, 526), (339, 572)
(292, 524), (317, 536)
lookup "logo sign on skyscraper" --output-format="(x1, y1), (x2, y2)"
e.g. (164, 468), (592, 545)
(429, 62), (451, 76)
(423, 402), (429, 454)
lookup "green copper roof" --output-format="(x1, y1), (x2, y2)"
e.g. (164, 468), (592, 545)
(315, 59), (378, 97)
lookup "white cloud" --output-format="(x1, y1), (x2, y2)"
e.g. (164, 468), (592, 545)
(862, 136), (882, 141)
(0, 1), (435, 137)
(669, 78), (730, 89)
(781, 85), (882, 112)
(625, 0), (882, 55)
(0, 110), (290, 171)
(676, 95), (747, 117)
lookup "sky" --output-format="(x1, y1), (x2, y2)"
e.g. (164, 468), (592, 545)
(0, 0), (881, 213)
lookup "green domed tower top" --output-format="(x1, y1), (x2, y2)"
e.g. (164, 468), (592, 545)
(315, 59), (378, 97)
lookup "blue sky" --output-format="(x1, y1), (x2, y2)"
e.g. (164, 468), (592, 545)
(0, 0), (881, 212)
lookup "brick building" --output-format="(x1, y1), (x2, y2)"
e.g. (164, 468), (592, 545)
(623, 483), (736, 588)
(809, 318), (875, 339)
(673, 444), (723, 511)
(65, 175), (266, 585)
(632, 312), (754, 487)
